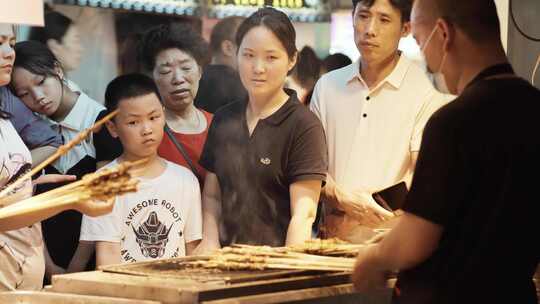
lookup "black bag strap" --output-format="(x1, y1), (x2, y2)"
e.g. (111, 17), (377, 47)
(164, 124), (203, 182)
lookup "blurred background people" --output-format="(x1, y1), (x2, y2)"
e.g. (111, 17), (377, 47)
(321, 52), (352, 74)
(195, 16), (247, 113)
(286, 46), (322, 105)
(28, 11), (83, 72)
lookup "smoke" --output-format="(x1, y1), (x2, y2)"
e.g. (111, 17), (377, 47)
(214, 117), (287, 247)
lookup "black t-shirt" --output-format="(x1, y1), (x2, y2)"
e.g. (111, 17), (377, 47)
(194, 64), (248, 114)
(199, 89), (328, 246)
(396, 64), (540, 304)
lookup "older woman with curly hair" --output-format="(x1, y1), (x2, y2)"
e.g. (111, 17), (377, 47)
(138, 23), (212, 186)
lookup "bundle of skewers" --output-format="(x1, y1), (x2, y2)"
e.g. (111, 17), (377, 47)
(0, 158), (146, 222)
(288, 238), (367, 257)
(186, 243), (358, 272)
(0, 109), (143, 225)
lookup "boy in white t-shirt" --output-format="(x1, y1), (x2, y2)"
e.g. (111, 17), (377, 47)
(80, 74), (202, 266)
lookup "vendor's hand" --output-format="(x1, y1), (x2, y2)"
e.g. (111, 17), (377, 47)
(192, 239), (221, 255)
(33, 174), (76, 187)
(352, 245), (390, 292)
(73, 197), (115, 217)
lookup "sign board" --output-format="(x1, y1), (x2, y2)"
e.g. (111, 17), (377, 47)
(207, 0), (331, 22)
(0, 0), (44, 26)
(53, 0), (202, 16)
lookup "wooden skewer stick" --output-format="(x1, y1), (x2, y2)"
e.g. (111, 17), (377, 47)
(186, 259), (352, 272)
(0, 109), (119, 199)
(222, 245), (358, 265)
(266, 263), (352, 272)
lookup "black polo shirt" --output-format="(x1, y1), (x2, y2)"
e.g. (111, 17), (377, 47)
(199, 89), (327, 246)
(395, 64), (540, 304)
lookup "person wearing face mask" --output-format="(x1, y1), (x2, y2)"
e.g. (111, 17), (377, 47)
(10, 41), (120, 278)
(28, 11), (83, 72)
(138, 23), (213, 186)
(352, 1), (540, 303)
(309, 0), (450, 244)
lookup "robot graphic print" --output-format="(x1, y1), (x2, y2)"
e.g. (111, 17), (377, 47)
(120, 197), (185, 263)
(132, 211), (173, 258)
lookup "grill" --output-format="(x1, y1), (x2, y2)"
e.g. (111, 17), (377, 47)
(101, 256), (311, 284)
(47, 255), (392, 303)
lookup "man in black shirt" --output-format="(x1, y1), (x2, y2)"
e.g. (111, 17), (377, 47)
(352, 1), (540, 303)
(194, 17), (247, 113)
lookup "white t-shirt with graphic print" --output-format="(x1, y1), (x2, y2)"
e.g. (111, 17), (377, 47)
(80, 158), (202, 263)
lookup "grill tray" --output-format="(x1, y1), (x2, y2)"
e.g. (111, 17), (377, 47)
(100, 256), (310, 284)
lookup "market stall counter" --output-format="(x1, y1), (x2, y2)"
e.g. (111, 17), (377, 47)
(47, 241), (392, 304)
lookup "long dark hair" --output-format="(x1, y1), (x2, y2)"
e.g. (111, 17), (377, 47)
(236, 7), (297, 61)
(138, 23), (209, 72)
(9, 41), (66, 116)
(12, 41), (64, 80)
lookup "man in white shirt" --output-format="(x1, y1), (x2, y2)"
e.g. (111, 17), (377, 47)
(310, 0), (449, 243)
(80, 74), (202, 266)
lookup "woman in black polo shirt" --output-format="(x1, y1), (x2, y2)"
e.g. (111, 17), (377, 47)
(198, 7), (328, 252)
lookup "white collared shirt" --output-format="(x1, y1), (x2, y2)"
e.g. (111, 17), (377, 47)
(310, 55), (451, 193)
(46, 88), (105, 174)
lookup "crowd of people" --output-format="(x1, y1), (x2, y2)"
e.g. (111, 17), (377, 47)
(0, 0), (538, 303)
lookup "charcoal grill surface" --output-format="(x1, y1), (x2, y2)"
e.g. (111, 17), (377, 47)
(101, 256), (312, 284)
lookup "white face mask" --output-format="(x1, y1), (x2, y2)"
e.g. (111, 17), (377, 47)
(420, 25), (450, 94)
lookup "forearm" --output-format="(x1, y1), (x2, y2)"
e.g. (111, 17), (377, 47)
(285, 214), (316, 246)
(363, 213), (442, 271)
(286, 180), (321, 246)
(30, 146), (57, 167)
(67, 241), (95, 272)
(357, 235), (417, 276)
(0, 196), (68, 231)
(44, 244), (59, 271)
(43, 244), (66, 279)
(96, 241), (121, 267)
(186, 240), (201, 255)
(202, 196), (221, 244)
